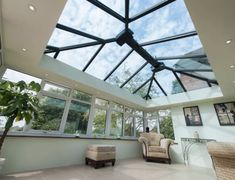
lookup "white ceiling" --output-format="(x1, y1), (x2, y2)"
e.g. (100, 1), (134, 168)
(0, 0), (234, 109)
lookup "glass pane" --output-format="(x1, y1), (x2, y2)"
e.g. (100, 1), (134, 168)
(43, 82), (70, 96)
(110, 111), (123, 137)
(86, 43), (131, 79)
(146, 112), (158, 118)
(58, 0), (124, 39)
(147, 118), (158, 133)
(155, 70), (184, 95)
(130, 0), (195, 42)
(150, 79), (165, 98)
(130, 0), (164, 17)
(133, 110), (143, 117)
(145, 36), (202, 57)
(159, 116), (175, 139)
(73, 89), (92, 102)
(64, 100), (90, 134)
(92, 109), (106, 135)
(2, 69), (41, 84)
(46, 53), (56, 58)
(135, 117), (143, 137)
(107, 51), (146, 86)
(48, 28), (93, 47)
(0, 116), (25, 132)
(176, 73), (208, 91)
(135, 81), (150, 98)
(99, 0), (125, 16)
(124, 64), (152, 93)
(124, 115), (134, 136)
(31, 96), (66, 131)
(125, 107), (133, 114)
(112, 103), (124, 112)
(95, 98), (108, 106)
(159, 110), (171, 117)
(56, 45), (100, 71)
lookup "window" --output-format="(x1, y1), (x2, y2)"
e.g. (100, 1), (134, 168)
(43, 82), (70, 96)
(73, 89), (92, 102)
(124, 115), (134, 136)
(31, 96), (66, 131)
(159, 110), (175, 139)
(0, 116), (25, 132)
(64, 100), (90, 134)
(135, 116), (143, 137)
(92, 109), (106, 135)
(146, 112), (159, 133)
(110, 103), (124, 137)
(95, 98), (108, 107)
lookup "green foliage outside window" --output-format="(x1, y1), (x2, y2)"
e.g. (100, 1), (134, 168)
(159, 116), (175, 139)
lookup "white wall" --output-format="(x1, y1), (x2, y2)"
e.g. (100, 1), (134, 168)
(170, 98), (235, 168)
(1, 137), (142, 174)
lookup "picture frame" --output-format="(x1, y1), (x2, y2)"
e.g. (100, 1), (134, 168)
(214, 102), (235, 126)
(183, 106), (203, 126)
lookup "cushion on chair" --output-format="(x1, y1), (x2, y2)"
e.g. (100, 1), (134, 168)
(140, 133), (164, 146)
(87, 144), (116, 152)
(148, 146), (166, 153)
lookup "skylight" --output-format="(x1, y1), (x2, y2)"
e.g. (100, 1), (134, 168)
(45, 0), (218, 100)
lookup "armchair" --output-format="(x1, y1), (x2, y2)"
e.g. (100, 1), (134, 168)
(207, 141), (235, 180)
(138, 132), (173, 164)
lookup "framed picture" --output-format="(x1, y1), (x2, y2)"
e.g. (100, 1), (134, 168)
(214, 102), (235, 126)
(183, 106), (203, 126)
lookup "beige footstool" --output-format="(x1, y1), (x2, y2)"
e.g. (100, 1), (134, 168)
(85, 144), (116, 169)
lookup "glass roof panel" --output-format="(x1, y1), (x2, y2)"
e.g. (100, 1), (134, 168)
(56, 45), (100, 70)
(124, 64), (152, 91)
(48, 28), (93, 47)
(145, 36), (203, 57)
(155, 70), (184, 95)
(176, 72), (209, 91)
(106, 51), (146, 86)
(150, 80), (165, 98)
(46, 53), (56, 58)
(130, 0), (195, 42)
(85, 43), (131, 80)
(99, 0), (125, 16)
(58, 0), (124, 39)
(135, 82), (150, 98)
(129, 0), (165, 17)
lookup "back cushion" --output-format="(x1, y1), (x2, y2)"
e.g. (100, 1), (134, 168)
(141, 133), (164, 146)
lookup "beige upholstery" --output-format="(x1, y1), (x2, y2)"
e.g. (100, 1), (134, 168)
(86, 144), (116, 161)
(207, 142), (235, 180)
(138, 133), (173, 164)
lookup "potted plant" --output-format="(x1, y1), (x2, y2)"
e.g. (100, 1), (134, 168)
(0, 80), (41, 170)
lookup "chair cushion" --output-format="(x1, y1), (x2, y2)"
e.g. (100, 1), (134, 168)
(140, 133), (164, 146)
(148, 146), (166, 153)
(86, 151), (116, 161)
(87, 144), (116, 152)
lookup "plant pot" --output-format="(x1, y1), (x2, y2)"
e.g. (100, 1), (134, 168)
(0, 158), (6, 171)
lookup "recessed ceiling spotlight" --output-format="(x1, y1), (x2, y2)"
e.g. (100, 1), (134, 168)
(28, 4), (36, 12)
(22, 48), (27, 52)
(226, 39), (232, 44)
(230, 65), (235, 68)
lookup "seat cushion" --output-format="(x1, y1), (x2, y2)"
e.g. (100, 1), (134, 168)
(87, 144), (116, 152)
(148, 146), (166, 153)
(86, 150), (116, 161)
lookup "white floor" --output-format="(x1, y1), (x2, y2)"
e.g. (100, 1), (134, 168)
(0, 159), (217, 180)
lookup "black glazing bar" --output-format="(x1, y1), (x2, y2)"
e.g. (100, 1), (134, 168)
(129, 0), (175, 22)
(56, 23), (104, 42)
(173, 69), (213, 72)
(86, 0), (125, 22)
(172, 71), (187, 92)
(82, 44), (105, 72)
(46, 45), (60, 51)
(120, 62), (148, 88)
(59, 38), (116, 52)
(104, 49), (133, 81)
(153, 77), (167, 96)
(207, 81), (212, 87)
(133, 77), (152, 94)
(140, 31), (197, 47)
(125, 0), (129, 30)
(44, 49), (56, 54)
(157, 54), (207, 61)
(146, 73), (155, 100)
(54, 51), (60, 59)
(165, 66), (218, 85)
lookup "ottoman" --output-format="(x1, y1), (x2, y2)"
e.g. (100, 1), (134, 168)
(85, 144), (116, 169)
